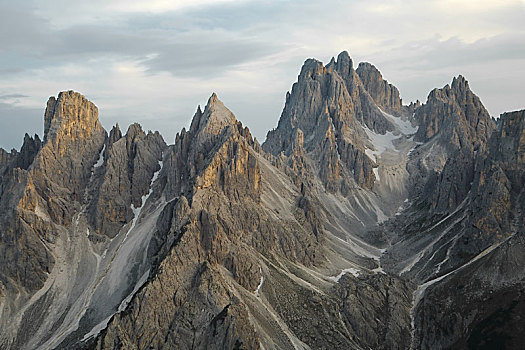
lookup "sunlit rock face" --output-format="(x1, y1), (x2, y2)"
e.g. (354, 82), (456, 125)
(0, 52), (524, 350)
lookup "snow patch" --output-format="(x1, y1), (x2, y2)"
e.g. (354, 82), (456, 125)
(330, 268), (360, 282)
(373, 167), (380, 182)
(363, 126), (399, 161)
(255, 268), (264, 297)
(94, 144), (105, 168)
(379, 108), (418, 135)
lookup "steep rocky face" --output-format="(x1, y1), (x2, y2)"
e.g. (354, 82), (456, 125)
(90, 123), (165, 238)
(264, 51), (401, 190)
(383, 109), (525, 349)
(0, 91), (104, 294)
(0, 91), (169, 350)
(356, 62), (403, 113)
(92, 94), (327, 349)
(0, 52), (523, 350)
(405, 76), (497, 214)
(39, 91), (106, 200)
(414, 76), (495, 153)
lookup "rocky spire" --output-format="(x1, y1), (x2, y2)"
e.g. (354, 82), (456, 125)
(33, 91), (107, 200)
(190, 93), (237, 138)
(13, 133), (41, 170)
(356, 62), (403, 112)
(263, 51), (395, 190)
(43, 90), (102, 144)
(415, 75), (495, 151)
(334, 50), (353, 76)
(109, 123), (122, 144)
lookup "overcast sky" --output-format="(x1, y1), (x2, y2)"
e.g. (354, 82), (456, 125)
(1, 0), (524, 149)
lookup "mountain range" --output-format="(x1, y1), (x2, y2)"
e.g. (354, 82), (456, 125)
(0, 51), (524, 350)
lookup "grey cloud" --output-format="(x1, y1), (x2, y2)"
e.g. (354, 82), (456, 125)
(0, 102), (42, 150)
(0, 1), (290, 79)
(361, 32), (525, 116)
(0, 94), (29, 100)
(379, 33), (525, 72)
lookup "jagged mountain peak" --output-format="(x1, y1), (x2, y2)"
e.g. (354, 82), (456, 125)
(428, 75), (471, 100)
(43, 90), (101, 144)
(356, 62), (403, 112)
(264, 50), (407, 191)
(334, 50), (353, 75)
(299, 58), (326, 79)
(189, 92), (237, 138)
(125, 122), (146, 140)
(299, 51), (354, 80)
(451, 74), (468, 89)
(415, 75), (495, 150)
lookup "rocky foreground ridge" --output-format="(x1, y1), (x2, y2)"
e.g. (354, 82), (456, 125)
(0, 51), (524, 349)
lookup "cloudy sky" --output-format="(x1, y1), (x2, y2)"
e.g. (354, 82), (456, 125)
(1, 0), (524, 149)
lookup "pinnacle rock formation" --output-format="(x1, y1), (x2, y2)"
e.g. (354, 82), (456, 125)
(356, 62), (403, 113)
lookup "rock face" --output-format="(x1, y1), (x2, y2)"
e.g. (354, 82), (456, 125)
(91, 123), (165, 238)
(356, 62), (403, 113)
(264, 51), (403, 190)
(0, 91), (167, 350)
(410, 112), (525, 349)
(415, 75), (494, 152)
(0, 53), (524, 350)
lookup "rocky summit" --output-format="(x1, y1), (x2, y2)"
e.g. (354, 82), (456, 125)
(0, 52), (524, 350)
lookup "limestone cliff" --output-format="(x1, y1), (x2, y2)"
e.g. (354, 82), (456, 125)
(263, 51), (399, 190)
(0, 52), (523, 350)
(356, 62), (403, 113)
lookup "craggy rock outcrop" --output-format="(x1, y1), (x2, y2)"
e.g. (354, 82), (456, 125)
(335, 274), (414, 350)
(13, 134), (42, 170)
(1, 52), (524, 350)
(406, 76), (496, 214)
(263, 51), (396, 190)
(91, 123), (165, 238)
(356, 62), (402, 113)
(414, 75), (495, 153)
(0, 91), (168, 350)
(94, 94), (328, 349)
(0, 91), (105, 294)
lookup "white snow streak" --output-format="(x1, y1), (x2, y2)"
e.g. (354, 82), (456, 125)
(81, 158), (164, 343)
(373, 167), (380, 182)
(117, 269), (150, 313)
(127, 160), (163, 240)
(329, 268), (360, 282)
(255, 268), (264, 297)
(400, 213), (466, 275)
(81, 315), (113, 342)
(94, 144), (105, 168)
(379, 108), (418, 135)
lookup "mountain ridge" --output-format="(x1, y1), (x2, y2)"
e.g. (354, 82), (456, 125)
(0, 51), (524, 350)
